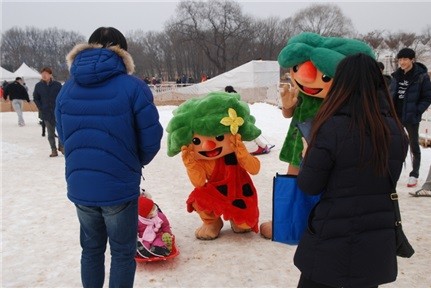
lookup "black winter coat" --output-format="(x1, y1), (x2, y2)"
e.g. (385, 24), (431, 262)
(389, 62), (431, 124)
(33, 80), (62, 124)
(295, 101), (408, 287)
(4, 81), (30, 102)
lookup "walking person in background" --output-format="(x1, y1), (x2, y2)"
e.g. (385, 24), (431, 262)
(410, 164), (431, 197)
(295, 53), (408, 287)
(224, 85), (273, 155)
(3, 77), (30, 126)
(389, 48), (431, 187)
(55, 27), (163, 288)
(33, 67), (63, 157)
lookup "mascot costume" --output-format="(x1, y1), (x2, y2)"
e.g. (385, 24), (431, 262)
(167, 92), (262, 240)
(260, 32), (375, 240)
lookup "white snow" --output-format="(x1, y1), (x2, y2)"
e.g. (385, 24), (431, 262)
(1, 103), (430, 287)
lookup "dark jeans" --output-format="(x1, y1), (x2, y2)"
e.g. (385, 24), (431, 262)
(44, 120), (62, 150)
(75, 199), (138, 288)
(404, 123), (421, 178)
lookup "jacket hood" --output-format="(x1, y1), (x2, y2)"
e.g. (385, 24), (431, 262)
(66, 43), (135, 86)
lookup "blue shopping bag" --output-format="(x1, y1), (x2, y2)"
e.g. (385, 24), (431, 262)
(272, 173), (320, 245)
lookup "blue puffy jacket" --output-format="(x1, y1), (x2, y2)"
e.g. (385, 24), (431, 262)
(56, 44), (163, 206)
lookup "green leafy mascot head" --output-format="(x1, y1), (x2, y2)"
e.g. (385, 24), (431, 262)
(166, 92), (261, 157)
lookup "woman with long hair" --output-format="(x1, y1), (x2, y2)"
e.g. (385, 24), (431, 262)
(295, 53), (408, 287)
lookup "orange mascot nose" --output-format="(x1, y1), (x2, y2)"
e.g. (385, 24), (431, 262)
(202, 140), (216, 150)
(296, 61), (317, 83)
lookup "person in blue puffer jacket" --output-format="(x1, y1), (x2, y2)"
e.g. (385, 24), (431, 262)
(55, 27), (163, 288)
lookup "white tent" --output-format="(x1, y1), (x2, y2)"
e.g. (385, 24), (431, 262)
(1, 67), (16, 82)
(13, 63), (41, 99)
(14, 62), (40, 79)
(155, 60), (280, 105)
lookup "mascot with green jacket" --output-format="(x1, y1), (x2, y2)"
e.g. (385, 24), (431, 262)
(260, 32), (375, 240)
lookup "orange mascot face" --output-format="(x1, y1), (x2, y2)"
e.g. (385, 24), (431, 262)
(290, 60), (333, 99)
(190, 133), (234, 160)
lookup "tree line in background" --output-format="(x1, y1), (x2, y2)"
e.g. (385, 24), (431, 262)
(1, 0), (430, 82)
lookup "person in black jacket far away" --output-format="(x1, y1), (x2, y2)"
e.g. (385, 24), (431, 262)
(389, 48), (431, 188)
(3, 77), (30, 126)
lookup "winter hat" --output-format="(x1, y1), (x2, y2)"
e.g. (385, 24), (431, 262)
(166, 91), (262, 157)
(138, 195), (155, 217)
(397, 48), (415, 59)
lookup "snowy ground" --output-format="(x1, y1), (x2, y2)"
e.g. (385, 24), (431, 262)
(1, 103), (430, 287)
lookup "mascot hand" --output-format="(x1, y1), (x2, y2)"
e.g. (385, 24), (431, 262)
(181, 144), (196, 167)
(230, 134), (248, 161)
(280, 84), (298, 117)
(230, 134), (260, 174)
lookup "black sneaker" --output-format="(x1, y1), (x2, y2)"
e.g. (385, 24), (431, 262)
(137, 241), (152, 258)
(150, 246), (170, 257)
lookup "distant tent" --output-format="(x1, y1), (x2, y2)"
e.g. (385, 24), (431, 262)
(1, 67), (16, 81)
(14, 63), (41, 79)
(155, 60), (280, 105)
(13, 63), (41, 98)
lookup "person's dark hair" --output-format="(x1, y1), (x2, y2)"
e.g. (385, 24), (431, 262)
(225, 85), (237, 93)
(377, 61), (384, 71)
(88, 27), (128, 51)
(309, 53), (406, 175)
(40, 67), (53, 74)
(15, 77), (22, 81)
(396, 48), (415, 59)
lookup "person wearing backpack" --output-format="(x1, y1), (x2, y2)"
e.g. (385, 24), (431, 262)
(389, 48), (431, 187)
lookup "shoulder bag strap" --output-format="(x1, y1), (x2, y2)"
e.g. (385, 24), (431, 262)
(388, 170), (402, 226)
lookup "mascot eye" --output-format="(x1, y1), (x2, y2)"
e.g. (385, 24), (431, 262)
(192, 137), (201, 145)
(292, 65), (299, 73)
(215, 135), (225, 141)
(321, 75), (332, 83)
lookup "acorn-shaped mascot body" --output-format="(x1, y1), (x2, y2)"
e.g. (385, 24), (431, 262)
(167, 92), (261, 240)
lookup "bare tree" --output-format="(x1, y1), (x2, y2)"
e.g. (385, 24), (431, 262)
(252, 16), (295, 60)
(1, 27), (85, 80)
(166, 0), (255, 74)
(360, 30), (386, 49)
(291, 3), (355, 37)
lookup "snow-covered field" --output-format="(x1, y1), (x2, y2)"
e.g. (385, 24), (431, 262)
(2, 103), (430, 287)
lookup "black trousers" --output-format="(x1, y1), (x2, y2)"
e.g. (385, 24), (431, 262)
(297, 273), (378, 288)
(404, 122), (421, 178)
(297, 274), (333, 288)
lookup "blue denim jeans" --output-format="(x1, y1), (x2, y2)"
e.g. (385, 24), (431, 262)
(75, 199), (138, 288)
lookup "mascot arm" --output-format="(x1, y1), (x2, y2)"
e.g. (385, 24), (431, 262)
(230, 134), (260, 175)
(280, 84), (299, 118)
(181, 145), (215, 187)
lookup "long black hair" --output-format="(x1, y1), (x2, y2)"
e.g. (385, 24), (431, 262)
(309, 53), (406, 175)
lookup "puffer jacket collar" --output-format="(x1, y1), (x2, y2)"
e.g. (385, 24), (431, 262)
(66, 43), (135, 86)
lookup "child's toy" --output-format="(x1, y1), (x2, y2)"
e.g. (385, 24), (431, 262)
(135, 193), (179, 262)
(166, 92), (262, 240)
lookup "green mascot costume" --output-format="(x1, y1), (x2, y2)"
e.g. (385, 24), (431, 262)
(260, 32), (375, 240)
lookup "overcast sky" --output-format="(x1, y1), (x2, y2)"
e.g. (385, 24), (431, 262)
(2, 1), (431, 39)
